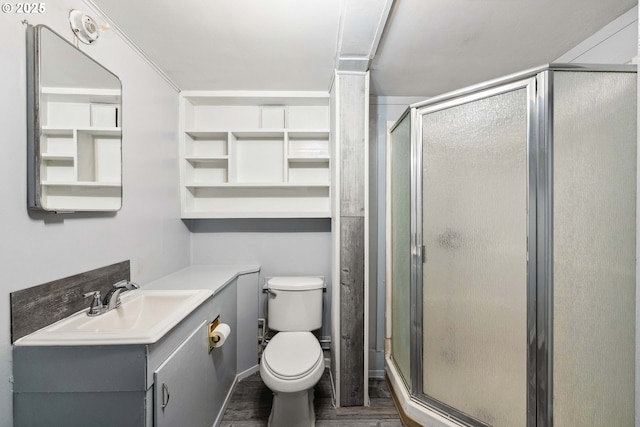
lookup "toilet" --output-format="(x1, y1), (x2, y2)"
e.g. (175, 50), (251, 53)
(260, 276), (325, 427)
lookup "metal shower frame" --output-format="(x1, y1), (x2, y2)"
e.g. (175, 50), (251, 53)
(388, 63), (636, 427)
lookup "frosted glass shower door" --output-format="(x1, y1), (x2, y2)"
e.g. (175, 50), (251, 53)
(389, 113), (412, 383)
(420, 87), (529, 426)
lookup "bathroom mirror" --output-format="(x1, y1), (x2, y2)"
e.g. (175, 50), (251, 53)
(27, 24), (122, 212)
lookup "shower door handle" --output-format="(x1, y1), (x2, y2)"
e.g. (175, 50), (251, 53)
(412, 244), (426, 263)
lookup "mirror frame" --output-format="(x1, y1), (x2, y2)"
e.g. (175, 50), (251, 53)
(26, 24), (123, 213)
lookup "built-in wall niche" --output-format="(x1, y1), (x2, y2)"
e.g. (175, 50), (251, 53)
(27, 25), (122, 212)
(179, 93), (330, 218)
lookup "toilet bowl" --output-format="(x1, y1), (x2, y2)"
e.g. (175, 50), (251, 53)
(261, 332), (324, 392)
(259, 276), (325, 427)
(260, 332), (324, 427)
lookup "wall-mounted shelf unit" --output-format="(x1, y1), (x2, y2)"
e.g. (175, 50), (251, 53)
(37, 87), (122, 211)
(179, 92), (331, 218)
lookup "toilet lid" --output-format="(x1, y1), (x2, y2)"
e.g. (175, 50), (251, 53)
(263, 332), (323, 380)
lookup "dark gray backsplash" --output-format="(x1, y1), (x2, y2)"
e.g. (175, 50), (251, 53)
(10, 261), (130, 342)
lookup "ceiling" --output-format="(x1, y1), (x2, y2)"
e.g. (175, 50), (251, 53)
(371, 0), (637, 96)
(91, 0), (636, 97)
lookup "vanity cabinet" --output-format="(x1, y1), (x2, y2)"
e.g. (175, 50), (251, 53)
(154, 320), (217, 427)
(13, 283), (238, 427)
(179, 92), (331, 218)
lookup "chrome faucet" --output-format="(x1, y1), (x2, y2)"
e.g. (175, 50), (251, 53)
(83, 280), (140, 316)
(83, 290), (107, 316)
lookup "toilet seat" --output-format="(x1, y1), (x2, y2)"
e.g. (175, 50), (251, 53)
(263, 332), (323, 379)
(260, 331), (324, 393)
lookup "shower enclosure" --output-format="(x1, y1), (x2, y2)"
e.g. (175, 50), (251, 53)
(386, 65), (636, 427)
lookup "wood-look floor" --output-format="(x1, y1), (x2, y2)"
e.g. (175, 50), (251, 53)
(220, 369), (404, 427)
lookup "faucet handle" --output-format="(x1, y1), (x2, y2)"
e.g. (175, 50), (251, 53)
(83, 291), (104, 316)
(83, 290), (101, 299)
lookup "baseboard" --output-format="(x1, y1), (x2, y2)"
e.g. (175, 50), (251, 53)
(213, 375), (239, 427)
(237, 364), (260, 381)
(329, 368), (338, 408)
(213, 365), (260, 427)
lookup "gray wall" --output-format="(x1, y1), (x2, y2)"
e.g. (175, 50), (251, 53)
(187, 219), (333, 340)
(0, 2), (190, 425)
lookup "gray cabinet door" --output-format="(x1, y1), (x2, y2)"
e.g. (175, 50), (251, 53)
(154, 320), (214, 427)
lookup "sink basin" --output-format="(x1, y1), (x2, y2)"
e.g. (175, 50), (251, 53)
(14, 289), (213, 346)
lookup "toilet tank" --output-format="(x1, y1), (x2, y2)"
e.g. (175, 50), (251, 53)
(266, 276), (324, 331)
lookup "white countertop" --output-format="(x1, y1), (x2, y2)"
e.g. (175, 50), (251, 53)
(143, 264), (261, 295)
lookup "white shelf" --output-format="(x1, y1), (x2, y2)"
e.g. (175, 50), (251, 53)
(41, 154), (74, 161)
(42, 181), (121, 188)
(41, 87), (121, 104)
(77, 127), (121, 136)
(185, 130), (229, 139)
(41, 127), (74, 136)
(186, 129), (329, 136)
(181, 211), (331, 219)
(185, 156), (229, 163)
(42, 126), (120, 135)
(182, 91), (329, 106)
(185, 182), (330, 189)
(179, 92), (331, 218)
(34, 85), (122, 212)
(288, 156), (330, 162)
(180, 95), (331, 218)
(41, 87), (121, 96)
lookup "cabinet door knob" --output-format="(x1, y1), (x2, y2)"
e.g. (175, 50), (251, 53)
(161, 383), (170, 409)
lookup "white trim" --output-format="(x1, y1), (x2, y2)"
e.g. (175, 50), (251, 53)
(330, 71), (341, 407)
(236, 364), (260, 381)
(385, 121), (394, 344)
(181, 90), (329, 101)
(334, 70), (370, 77)
(336, 57), (370, 72)
(368, 0), (395, 60)
(83, 0), (181, 92)
(213, 373), (239, 427)
(386, 358), (464, 427)
(329, 366), (339, 409)
(636, 10), (640, 423)
(363, 70), (371, 407)
(333, 0), (348, 72)
(212, 365), (261, 426)
(555, 6), (638, 63)
(327, 71), (337, 94)
(178, 94), (187, 220)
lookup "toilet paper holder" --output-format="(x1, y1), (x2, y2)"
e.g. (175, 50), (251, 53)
(208, 316), (220, 353)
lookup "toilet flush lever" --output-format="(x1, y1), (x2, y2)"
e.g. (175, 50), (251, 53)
(265, 289), (278, 298)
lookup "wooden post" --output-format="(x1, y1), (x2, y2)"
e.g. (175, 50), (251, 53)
(331, 71), (369, 407)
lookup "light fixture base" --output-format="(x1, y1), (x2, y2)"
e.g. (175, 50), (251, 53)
(69, 9), (99, 44)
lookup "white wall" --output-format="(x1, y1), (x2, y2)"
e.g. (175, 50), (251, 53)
(556, 6), (638, 63)
(188, 219), (333, 339)
(0, 2), (190, 425)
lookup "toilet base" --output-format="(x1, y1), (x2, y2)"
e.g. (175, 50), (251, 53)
(268, 389), (315, 427)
